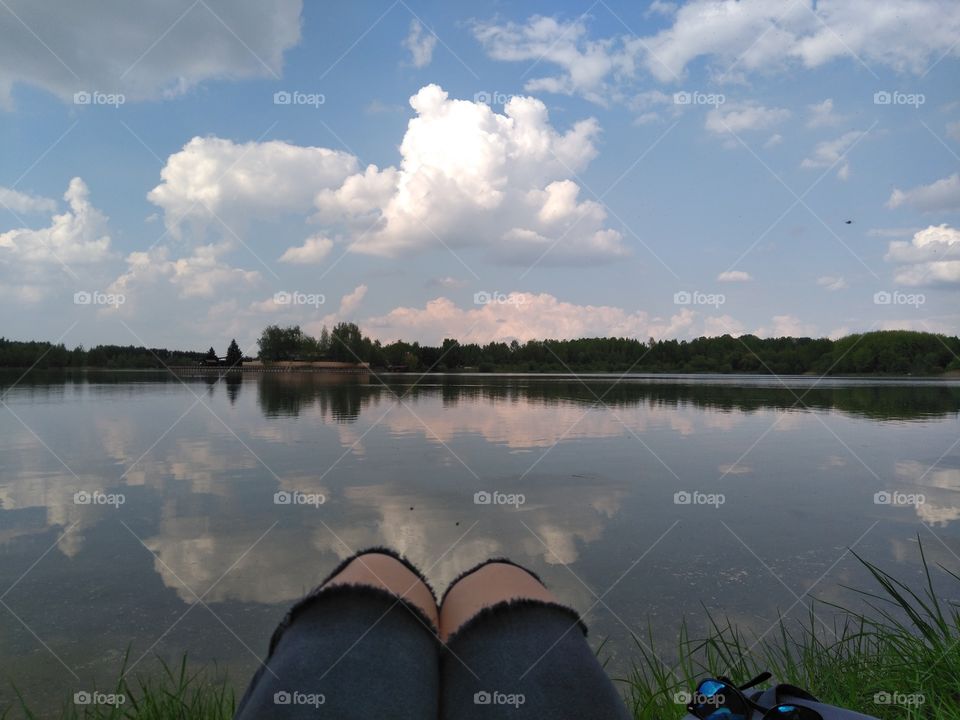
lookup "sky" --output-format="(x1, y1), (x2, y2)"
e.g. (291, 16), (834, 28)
(1, 0), (959, 353)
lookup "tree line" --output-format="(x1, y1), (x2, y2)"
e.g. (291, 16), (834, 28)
(2, 328), (959, 376)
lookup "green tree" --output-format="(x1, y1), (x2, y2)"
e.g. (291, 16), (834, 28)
(328, 322), (364, 362)
(402, 351), (420, 370)
(440, 338), (461, 369)
(205, 346), (218, 362)
(225, 339), (243, 366)
(257, 325), (306, 361)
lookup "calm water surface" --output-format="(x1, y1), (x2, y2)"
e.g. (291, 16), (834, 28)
(1, 371), (959, 713)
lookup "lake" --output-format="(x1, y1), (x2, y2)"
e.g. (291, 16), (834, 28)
(1, 371), (959, 713)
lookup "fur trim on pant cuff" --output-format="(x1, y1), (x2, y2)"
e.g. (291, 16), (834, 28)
(268, 582), (439, 657)
(443, 597), (587, 650)
(318, 545), (438, 603)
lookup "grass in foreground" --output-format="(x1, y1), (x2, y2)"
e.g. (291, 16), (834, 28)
(4, 655), (234, 720)
(5, 541), (959, 719)
(623, 541), (960, 719)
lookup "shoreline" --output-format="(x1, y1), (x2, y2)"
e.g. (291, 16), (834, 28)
(3, 366), (959, 381)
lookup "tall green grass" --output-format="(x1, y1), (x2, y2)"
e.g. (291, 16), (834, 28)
(5, 541), (958, 718)
(623, 541), (960, 719)
(4, 654), (234, 720)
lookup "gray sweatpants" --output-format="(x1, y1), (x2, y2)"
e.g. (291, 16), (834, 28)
(235, 555), (631, 719)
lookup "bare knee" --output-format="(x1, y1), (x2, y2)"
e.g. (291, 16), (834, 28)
(325, 552), (439, 629)
(440, 562), (556, 642)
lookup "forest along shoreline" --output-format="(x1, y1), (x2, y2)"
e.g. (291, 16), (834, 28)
(2, 327), (960, 376)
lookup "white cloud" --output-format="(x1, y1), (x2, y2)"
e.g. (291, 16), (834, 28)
(629, 89), (675, 124)
(817, 275), (847, 290)
(755, 314), (819, 338)
(0, 0), (302, 106)
(800, 130), (865, 179)
(314, 164), (400, 229)
(471, 16), (635, 105)
(887, 173), (960, 213)
(0, 178), (110, 264)
(403, 20), (437, 68)
(647, 1), (678, 16)
(806, 98), (845, 128)
(339, 85), (626, 264)
(279, 235), (333, 264)
(147, 86), (623, 266)
(628, 88), (683, 125)
(885, 224), (960, 286)
(702, 314), (746, 336)
(705, 103), (790, 134)
(338, 284), (367, 317)
(473, 2), (960, 101)
(110, 243), (259, 301)
(248, 295), (288, 314)
(365, 293), (698, 344)
(641, 0), (960, 82)
(641, 2), (807, 82)
(148, 137), (357, 238)
(717, 270), (751, 282)
(764, 133), (784, 148)
(303, 284), (369, 336)
(0, 186), (56, 214)
(633, 112), (661, 125)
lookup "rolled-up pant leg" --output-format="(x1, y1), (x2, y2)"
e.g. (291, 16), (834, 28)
(235, 582), (440, 719)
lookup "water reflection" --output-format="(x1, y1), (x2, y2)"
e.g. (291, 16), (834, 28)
(1, 371), (958, 714)
(894, 460), (960, 526)
(225, 374), (242, 405)
(4, 372), (959, 422)
(257, 373), (371, 420)
(253, 375), (960, 422)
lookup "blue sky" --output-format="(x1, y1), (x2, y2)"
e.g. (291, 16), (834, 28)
(1, 0), (959, 352)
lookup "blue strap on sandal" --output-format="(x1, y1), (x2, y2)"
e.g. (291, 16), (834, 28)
(683, 672), (880, 720)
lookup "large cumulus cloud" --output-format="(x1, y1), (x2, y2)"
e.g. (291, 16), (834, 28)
(146, 84), (629, 266)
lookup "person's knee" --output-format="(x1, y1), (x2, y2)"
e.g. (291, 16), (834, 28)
(326, 552), (439, 628)
(440, 561), (556, 641)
